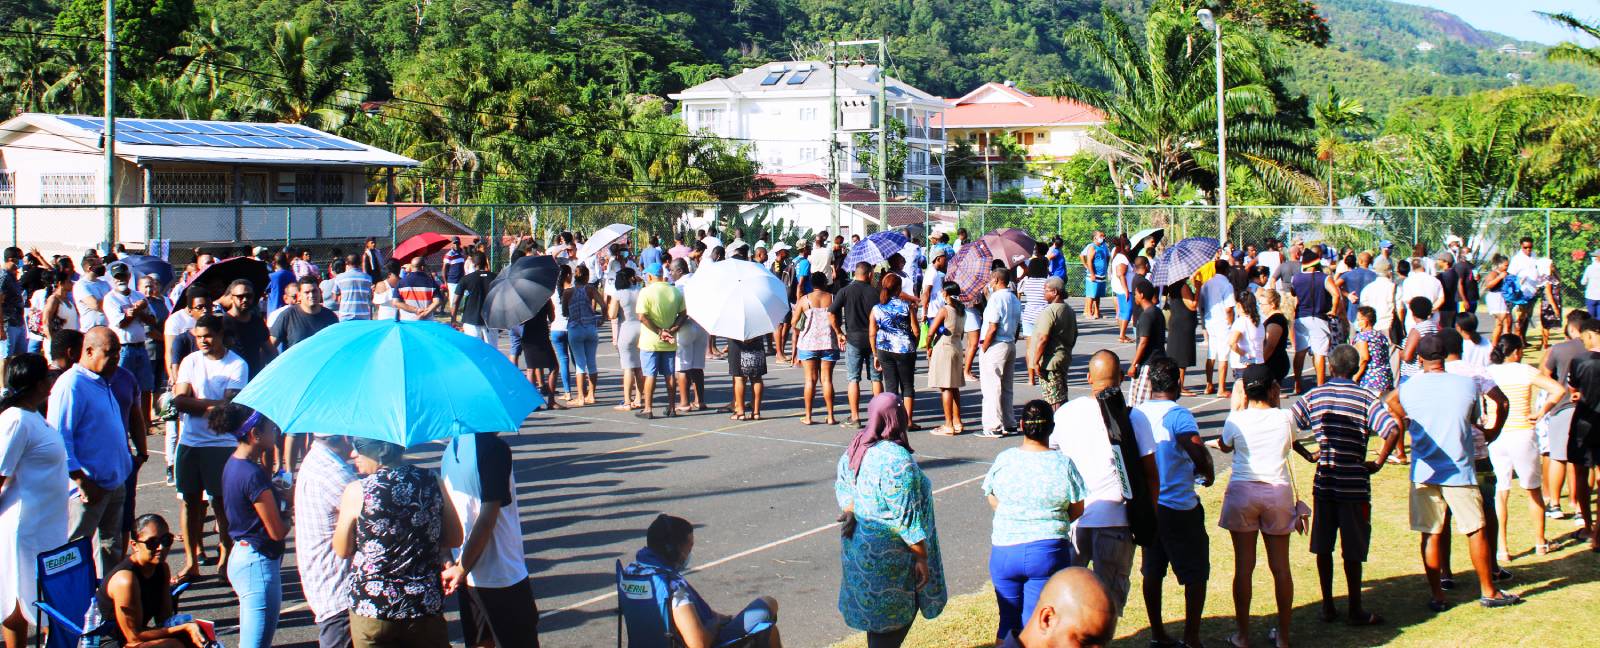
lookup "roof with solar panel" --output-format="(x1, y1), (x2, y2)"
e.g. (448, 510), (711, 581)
(0, 113), (418, 167)
(669, 61), (949, 109)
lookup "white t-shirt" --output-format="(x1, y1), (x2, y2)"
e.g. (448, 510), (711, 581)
(1050, 397), (1130, 528)
(440, 434), (528, 588)
(101, 289), (149, 344)
(809, 246), (834, 280)
(1221, 408), (1298, 485)
(1110, 254), (1131, 295)
(1200, 275), (1236, 328)
(1358, 277), (1397, 332)
(72, 278), (110, 328)
(1401, 273), (1444, 306)
(923, 268), (946, 314)
(1460, 338), (1492, 373)
(1256, 251), (1282, 282)
(1229, 316), (1266, 366)
(176, 350), (249, 448)
(164, 308), (196, 339)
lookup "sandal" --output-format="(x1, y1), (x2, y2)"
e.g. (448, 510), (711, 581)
(1347, 611), (1384, 626)
(1478, 592), (1522, 608)
(801, 417), (815, 425)
(1535, 542), (1550, 555)
(931, 425), (958, 436)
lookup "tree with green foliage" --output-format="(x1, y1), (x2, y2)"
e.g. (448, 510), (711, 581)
(248, 20), (360, 130)
(1312, 85), (1374, 206)
(54, 0), (196, 76)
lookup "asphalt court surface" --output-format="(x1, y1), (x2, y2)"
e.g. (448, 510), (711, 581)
(134, 302), (1250, 647)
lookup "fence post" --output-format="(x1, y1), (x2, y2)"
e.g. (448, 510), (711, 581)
(1545, 208), (1552, 258)
(1411, 207), (1419, 246)
(9, 207), (15, 248)
(285, 206), (292, 249)
(153, 206), (160, 246)
(566, 206), (573, 233)
(489, 206), (498, 271)
(633, 204), (641, 250)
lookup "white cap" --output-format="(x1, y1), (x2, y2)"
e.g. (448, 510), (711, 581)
(771, 242), (793, 254)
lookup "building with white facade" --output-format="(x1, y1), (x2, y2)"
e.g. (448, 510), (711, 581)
(939, 82), (1106, 201)
(669, 61), (950, 203)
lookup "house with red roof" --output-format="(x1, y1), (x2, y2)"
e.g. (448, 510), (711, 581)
(939, 82), (1105, 200)
(733, 173), (941, 240)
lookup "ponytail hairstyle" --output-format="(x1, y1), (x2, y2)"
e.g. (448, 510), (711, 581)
(878, 273), (902, 305)
(0, 354), (49, 414)
(1234, 289), (1261, 326)
(613, 266), (636, 291)
(206, 401), (260, 443)
(1455, 312), (1482, 345)
(942, 281), (965, 319)
(1490, 334), (1522, 365)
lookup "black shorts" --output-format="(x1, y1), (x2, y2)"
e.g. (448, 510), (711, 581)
(876, 349), (916, 397)
(175, 445), (233, 502)
(1141, 503), (1210, 586)
(1308, 498), (1371, 562)
(460, 579), (540, 648)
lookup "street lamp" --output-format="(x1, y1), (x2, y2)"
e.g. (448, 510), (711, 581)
(1197, 8), (1227, 243)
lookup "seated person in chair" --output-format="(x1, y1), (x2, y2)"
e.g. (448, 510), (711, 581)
(626, 514), (783, 648)
(98, 514), (209, 648)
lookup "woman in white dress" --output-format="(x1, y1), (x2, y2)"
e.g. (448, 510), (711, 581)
(609, 267), (644, 410)
(0, 355), (69, 648)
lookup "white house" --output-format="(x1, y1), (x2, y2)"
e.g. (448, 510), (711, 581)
(729, 173), (931, 240)
(0, 113), (417, 256)
(668, 61), (950, 201)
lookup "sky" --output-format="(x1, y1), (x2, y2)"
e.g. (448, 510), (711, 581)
(1400, 0), (1599, 45)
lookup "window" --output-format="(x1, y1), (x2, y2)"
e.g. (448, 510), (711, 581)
(798, 107), (819, 122)
(787, 64), (815, 85)
(1036, 131), (1048, 143)
(295, 173), (347, 204)
(798, 147), (819, 163)
(693, 108), (725, 132)
(152, 171), (229, 204)
(39, 173), (97, 205)
(760, 65), (789, 86)
(0, 170), (14, 205)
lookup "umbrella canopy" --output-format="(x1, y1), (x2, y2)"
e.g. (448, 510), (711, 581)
(576, 223), (635, 262)
(946, 240), (995, 305)
(393, 232), (452, 263)
(982, 228), (1036, 268)
(667, 244), (693, 260)
(482, 255), (561, 330)
(119, 254), (174, 287)
(843, 231), (910, 269)
(681, 259), (787, 340)
(183, 256), (270, 301)
(233, 320), (542, 447)
(1129, 227), (1165, 251)
(1150, 237), (1222, 287)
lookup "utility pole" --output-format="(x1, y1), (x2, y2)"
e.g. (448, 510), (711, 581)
(829, 41), (839, 235)
(877, 38), (887, 231)
(103, 0), (116, 253)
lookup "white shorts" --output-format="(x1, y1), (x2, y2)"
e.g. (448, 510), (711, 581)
(1294, 317), (1331, 357)
(1205, 324), (1232, 361)
(1489, 428), (1542, 491)
(1486, 291), (1508, 315)
(462, 323), (499, 348)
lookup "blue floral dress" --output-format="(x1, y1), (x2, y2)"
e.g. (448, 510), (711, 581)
(1353, 328), (1392, 392)
(835, 442), (947, 632)
(872, 299), (915, 354)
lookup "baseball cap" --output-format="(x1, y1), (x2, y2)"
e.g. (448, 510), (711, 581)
(755, 240), (768, 250)
(108, 261), (130, 277)
(771, 242), (792, 254)
(929, 246), (949, 261)
(1242, 363), (1275, 393)
(645, 262), (664, 277)
(1379, 240), (1393, 250)
(1417, 335), (1447, 362)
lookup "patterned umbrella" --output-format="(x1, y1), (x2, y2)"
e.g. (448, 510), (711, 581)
(946, 239), (994, 305)
(982, 228), (1036, 268)
(1150, 237), (1221, 287)
(843, 231), (910, 269)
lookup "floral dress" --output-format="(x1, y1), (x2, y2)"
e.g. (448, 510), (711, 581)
(1354, 328), (1392, 392)
(349, 464), (445, 621)
(835, 442), (947, 633)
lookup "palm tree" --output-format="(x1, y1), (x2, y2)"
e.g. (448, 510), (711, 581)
(1053, 7), (1318, 204)
(1540, 10), (1600, 70)
(172, 15), (242, 97)
(41, 39), (101, 115)
(251, 21), (359, 130)
(1312, 85), (1374, 206)
(0, 19), (59, 113)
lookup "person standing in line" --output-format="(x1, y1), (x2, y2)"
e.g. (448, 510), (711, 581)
(1130, 358), (1213, 648)
(1125, 283), (1166, 406)
(441, 432), (541, 648)
(669, 260), (708, 413)
(1109, 237), (1134, 343)
(1222, 290), (1267, 400)
(869, 274), (919, 427)
(636, 263), (685, 420)
(1339, 252), (1378, 325)
(334, 438), (463, 648)
(1565, 319), (1600, 550)
(1292, 344), (1397, 627)
(1484, 335), (1565, 559)
(562, 265), (603, 407)
(102, 263), (158, 416)
(269, 276), (338, 351)
(1164, 274), (1200, 395)
(330, 255), (374, 322)
(519, 297), (560, 411)
(608, 268), (644, 411)
(292, 249), (321, 283)
(791, 271), (840, 426)
(0, 248), (26, 373)
(72, 255), (111, 329)
(394, 258), (443, 322)
(1201, 260), (1237, 395)
(979, 268), (1022, 438)
(1351, 306), (1393, 395)
(360, 238), (384, 283)
(0, 354), (69, 648)
(441, 238), (466, 307)
(835, 393), (946, 647)
(1017, 259), (1049, 342)
(266, 254), (295, 318)
(222, 280), (274, 379)
(983, 400), (1086, 641)
(1436, 255), (1463, 332)
(1400, 255), (1445, 336)
(213, 404), (289, 648)
(1027, 278), (1077, 409)
(170, 315), (249, 583)
(1583, 249), (1600, 319)
(453, 253), (496, 347)
(1292, 248), (1340, 391)
(1482, 255), (1512, 345)
(1397, 298), (1439, 385)
(919, 248), (950, 362)
(927, 283), (967, 436)
(1375, 336), (1522, 610)
(295, 434), (359, 648)
(832, 263), (882, 428)
(1539, 310), (1592, 519)
(48, 327), (134, 575)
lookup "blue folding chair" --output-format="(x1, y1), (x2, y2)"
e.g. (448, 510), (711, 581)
(614, 560), (772, 648)
(33, 538), (107, 648)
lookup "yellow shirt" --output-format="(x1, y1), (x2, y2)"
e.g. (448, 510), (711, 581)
(636, 281), (685, 352)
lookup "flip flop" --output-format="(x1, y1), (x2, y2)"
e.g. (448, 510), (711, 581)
(1347, 611), (1384, 626)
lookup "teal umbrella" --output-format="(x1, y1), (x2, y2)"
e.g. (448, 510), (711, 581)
(233, 320), (542, 447)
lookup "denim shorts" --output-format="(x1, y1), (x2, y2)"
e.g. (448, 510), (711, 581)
(844, 343), (880, 383)
(642, 350), (676, 377)
(797, 349), (838, 362)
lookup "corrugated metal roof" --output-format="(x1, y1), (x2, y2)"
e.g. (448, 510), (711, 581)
(0, 113), (418, 168)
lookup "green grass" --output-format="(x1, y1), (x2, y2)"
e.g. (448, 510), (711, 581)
(830, 465), (1600, 648)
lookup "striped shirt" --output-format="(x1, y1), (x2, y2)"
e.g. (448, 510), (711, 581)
(1291, 378), (1398, 502)
(329, 270), (373, 321)
(395, 273), (440, 320)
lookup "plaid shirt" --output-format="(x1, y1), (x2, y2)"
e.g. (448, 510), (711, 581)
(293, 442), (359, 621)
(330, 270), (373, 320)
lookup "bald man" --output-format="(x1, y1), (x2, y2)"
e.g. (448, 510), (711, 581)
(48, 326), (138, 572)
(1050, 351), (1136, 616)
(999, 567), (1117, 647)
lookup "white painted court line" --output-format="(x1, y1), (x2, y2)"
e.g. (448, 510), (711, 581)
(538, 472), (988, 619)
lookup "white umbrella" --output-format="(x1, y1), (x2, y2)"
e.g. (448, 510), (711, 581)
(576, 223), (634, 262)
(681, 259), (788, 340)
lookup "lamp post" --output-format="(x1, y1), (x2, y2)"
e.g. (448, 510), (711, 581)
(1197, 8), (1227, 243)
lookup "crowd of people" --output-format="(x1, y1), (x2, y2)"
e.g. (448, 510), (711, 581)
(0, 223), (1597, 648)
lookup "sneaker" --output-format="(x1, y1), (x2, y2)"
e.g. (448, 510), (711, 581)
(1479, 592), (1522, 608)
(975, 429), (1007, 439)
(1546, 506), (1567, 520)
(1494, 568), (1514, 582)
(164, 466), (175, 486)
(1439, 576), (1456, 591)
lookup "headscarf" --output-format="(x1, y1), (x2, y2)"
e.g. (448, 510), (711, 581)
(845, 392), (912, 478)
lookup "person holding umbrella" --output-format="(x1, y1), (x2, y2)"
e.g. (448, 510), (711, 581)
(869, 274), (920, 428)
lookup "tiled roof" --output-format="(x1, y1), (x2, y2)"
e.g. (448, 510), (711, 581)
(939, 83), (1104, 129)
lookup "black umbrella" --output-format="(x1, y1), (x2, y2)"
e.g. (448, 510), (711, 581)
(482, 255), (560, 330)
(183, 256), (270, 301)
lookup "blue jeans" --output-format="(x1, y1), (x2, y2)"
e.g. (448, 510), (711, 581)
(1588, 299), (1600, 319)
(1, 325), (24, 357)
(227, 543), (282, 648)
(568, 323), (600, 375)
(989, 538), (1073, 641)
(119, 344), (154, 392)
(550, 329), (572, 392)
(507, 328), (523, 362)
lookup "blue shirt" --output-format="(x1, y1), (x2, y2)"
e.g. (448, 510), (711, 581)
(983, 288), (1022, 344)
(1341, 267), (1376, 320)
(46, 364), (132, 488)
(1399, 371), (1481, 486)
(266, 268), (295, 312)
(982, 448), (1087, 546)
(1047, 245), (1067, 280)
(795, 258), (812, 293)
(224, 456), (284, 559)
(1131, 399), (1202, 510)
(639, 246), (663, 274)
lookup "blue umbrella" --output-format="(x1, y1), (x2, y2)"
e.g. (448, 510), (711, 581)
(843, 231), (910, 270)
(119, 254), (174, 287)
(1150, 237), (1221, 287)
(233, 320), (542, 447)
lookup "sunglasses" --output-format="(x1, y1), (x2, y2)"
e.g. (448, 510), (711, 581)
(232, 292), (256, 300)
(135, 534), (175, 551)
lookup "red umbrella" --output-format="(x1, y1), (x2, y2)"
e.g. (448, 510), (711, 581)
(983, 228), (1036, 268)
(393, 232), (452, 263)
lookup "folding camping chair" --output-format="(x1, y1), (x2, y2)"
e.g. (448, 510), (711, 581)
(33, 538), (195, 648)
(614, 560), (772, 648)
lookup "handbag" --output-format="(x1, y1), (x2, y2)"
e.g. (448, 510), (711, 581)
(1286, 450), (1313, 535)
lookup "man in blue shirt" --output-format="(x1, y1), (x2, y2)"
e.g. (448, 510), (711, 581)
(1339, 252), (1377, 323)
(1130, 357), (1214, 648)
(1377, 335), (1521, 610)
(441, 237), (467, 306)
(640, 235), (664, 273)
(47, 326), (136, 573)
(978, 268), (1022, 437)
